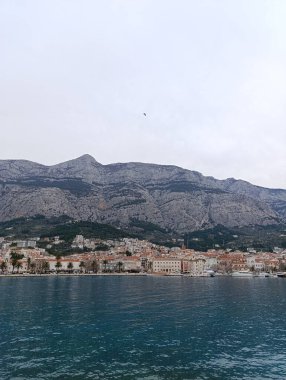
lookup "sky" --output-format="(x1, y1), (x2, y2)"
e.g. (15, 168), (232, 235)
(0, 0), (286, 189)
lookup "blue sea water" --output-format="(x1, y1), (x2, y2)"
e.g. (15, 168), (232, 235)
(1, 276), (286, 379)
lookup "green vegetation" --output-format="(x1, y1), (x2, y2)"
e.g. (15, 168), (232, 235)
(1, 177), (92, 196)
(0, 262), (7, 273)
(128, 219), (181, 246)
(0, 215), (69, 238)
(55, 261), (62, 272)
(185, 224), (286, 251)
(0, 215), (179, 249)
(79, 261), (85, 273)
(1, 215), (284, 254)
(117, 261), (124, 273)
(0, 215), (130, 240)
(42, 261), (50, 273)
(67, 262), (73, 273)
(152, 240), (181, 248)
(103, 260), (108, 272)
(146, 180), (226, 194)
(45, 242), (75, 256)
(10, 252), (24, 273)
(95, 244), (109, 251)
(45, 220), (129, 242)
(130, 219), (167, 233)
(90, 260), (98, 273)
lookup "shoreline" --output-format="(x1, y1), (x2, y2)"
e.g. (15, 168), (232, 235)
(0, 272), (149, 278)
(0, 273), (216, 278)
(0, 273), (280, 278)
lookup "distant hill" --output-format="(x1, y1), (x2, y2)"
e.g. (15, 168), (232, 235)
(0, 215), (129, 240)
(0, 154), (285, 234)
(1, 216), (285, 253)
(185, 224), (286, 252)
(0, 215), (179, 248)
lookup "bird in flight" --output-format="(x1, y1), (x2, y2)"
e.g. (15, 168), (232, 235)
(143, 113), (146, 116)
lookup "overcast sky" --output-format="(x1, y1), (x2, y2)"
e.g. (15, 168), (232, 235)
(1, 0), (286, 189)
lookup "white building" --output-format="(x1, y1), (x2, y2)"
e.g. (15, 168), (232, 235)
(121, 258), (142, 272)
(152, 259), (181, 274)
(189, 257), (206, 276)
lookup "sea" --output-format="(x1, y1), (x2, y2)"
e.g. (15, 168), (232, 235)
(1, 276), (286, 379)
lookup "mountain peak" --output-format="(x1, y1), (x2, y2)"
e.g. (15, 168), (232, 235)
(51, 154), (101, 169)
(46, 154), (102, 181)
(75, 154), (99, 164)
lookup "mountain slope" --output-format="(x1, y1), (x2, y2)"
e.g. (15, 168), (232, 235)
(0, 155), (284, 233)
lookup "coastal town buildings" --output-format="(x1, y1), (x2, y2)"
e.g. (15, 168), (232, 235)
(0, 235), (286, 276)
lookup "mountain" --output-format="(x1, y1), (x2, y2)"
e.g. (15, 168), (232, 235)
(0, 155), (285, 234)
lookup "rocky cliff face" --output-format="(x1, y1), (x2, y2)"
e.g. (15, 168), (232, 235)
(0, 155), (284, 233)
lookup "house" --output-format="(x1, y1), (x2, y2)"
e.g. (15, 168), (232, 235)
(152, 258), (181, 274)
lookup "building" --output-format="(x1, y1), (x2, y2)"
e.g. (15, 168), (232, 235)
(152, 258), (181, 274)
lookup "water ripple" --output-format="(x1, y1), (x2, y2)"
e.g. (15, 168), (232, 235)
(0, 277), (286, 379)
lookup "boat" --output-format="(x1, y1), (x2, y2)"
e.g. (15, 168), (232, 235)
(201, 270), (215, 277)
(232, 270), (253, 277)
(254, 272), (270, 278)
(276, 272), (286, 278)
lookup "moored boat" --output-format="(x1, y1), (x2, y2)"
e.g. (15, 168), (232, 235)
(232, 270), (253, 277)
(254, 272), (270, 278)
(201, 270), (215, 277)
(276, 272), (286, 278)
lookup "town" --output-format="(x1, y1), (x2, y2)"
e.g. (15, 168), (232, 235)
(1, 234), (286, 277)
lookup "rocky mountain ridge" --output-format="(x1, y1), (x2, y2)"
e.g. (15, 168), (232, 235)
(0, 155), (285, 233)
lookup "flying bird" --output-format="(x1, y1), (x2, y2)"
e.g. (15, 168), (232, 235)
(143, 113), (146, 116)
